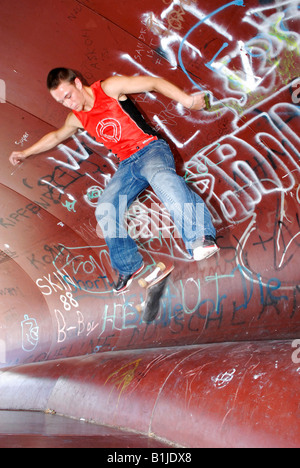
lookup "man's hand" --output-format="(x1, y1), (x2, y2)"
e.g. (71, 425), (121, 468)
(9, 151), (27, 166)
(9, 113), (81, 167)
(188, 93), (208, 111)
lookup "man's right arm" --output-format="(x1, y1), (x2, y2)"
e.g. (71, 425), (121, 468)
(9, 113), (82, 166)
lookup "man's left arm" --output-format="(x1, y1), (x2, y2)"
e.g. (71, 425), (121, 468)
(101, 75), (206, 111)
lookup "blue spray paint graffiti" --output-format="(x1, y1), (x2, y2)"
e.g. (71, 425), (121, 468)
(178, 0), (245, 91)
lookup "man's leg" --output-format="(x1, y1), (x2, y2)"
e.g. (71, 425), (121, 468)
(95, 164), (148, 278)
(139, 140), (217, 256)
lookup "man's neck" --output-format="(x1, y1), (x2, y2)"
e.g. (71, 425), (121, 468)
(82, 85), (95, 112)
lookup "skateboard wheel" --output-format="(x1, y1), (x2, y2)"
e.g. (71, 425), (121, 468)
(138, 278), (148, 288)
(157, 262), (166, 272)
(136, 304), (143, 313)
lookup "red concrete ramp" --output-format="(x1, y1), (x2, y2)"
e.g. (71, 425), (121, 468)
(0, 0), (299, 448)
(0, 341), (299, 448)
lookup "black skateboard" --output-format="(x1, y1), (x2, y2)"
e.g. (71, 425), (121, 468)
(136, 262), (174, 324)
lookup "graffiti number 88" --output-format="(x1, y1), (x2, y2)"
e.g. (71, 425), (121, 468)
(60, 292), (79, 311)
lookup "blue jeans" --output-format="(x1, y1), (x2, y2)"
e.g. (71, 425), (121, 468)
(96, 140), (216, 275)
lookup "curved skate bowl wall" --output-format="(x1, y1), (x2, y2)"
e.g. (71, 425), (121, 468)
(0, 0), (299, 447)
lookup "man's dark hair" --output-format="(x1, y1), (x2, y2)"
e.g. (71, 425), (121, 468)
(47, 68), (77, 90)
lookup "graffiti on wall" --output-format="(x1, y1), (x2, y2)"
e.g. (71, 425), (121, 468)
(0, 0), (299, 364)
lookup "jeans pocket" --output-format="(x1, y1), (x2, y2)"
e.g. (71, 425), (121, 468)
(140, 141), (176, 182)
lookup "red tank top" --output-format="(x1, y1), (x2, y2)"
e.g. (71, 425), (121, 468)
(73, 81), (158, 161)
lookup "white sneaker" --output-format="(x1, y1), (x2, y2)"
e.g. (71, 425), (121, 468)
(193, 236), (220, 261)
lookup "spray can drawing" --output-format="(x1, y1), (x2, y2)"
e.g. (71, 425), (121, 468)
(21, 315), (39, 352)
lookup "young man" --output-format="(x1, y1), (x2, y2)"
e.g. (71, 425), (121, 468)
(9, 68), (219, 292)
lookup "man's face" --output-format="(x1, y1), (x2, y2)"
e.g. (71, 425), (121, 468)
(50, 78), (84, 111)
